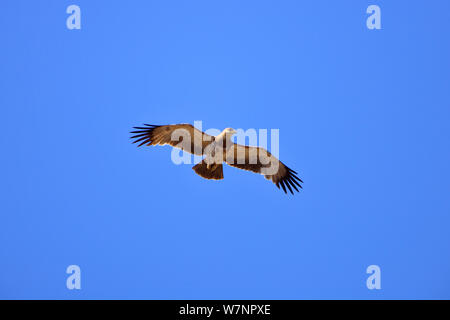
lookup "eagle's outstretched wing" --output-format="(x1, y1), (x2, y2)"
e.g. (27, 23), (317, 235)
(225, 143), (303, 194)
(130, 124), (214, 155)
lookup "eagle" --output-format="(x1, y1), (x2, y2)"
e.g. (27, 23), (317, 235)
(130, 124), (303, 194)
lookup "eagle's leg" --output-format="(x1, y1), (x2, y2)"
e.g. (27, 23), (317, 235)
(206, 148), (216, 169)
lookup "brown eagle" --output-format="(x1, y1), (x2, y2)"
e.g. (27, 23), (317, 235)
(130, 124), (303, 194)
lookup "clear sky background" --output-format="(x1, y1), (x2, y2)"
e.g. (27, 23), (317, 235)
(1, 0), (450, 299)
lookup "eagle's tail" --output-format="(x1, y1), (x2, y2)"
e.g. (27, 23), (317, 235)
(192, 160), (224, 180)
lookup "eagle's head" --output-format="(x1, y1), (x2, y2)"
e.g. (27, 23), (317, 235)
(224, 127), (237, 135)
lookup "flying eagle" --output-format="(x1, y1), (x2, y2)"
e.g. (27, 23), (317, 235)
(130, 124), (303, 194)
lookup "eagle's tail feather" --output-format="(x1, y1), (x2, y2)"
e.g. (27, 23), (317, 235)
(192, 160), (224, 180)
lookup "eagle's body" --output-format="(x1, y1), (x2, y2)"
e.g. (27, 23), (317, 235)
(130, 124), (303, 194)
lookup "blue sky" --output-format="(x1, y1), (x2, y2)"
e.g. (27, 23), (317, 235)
(1, 0), (450, 299)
